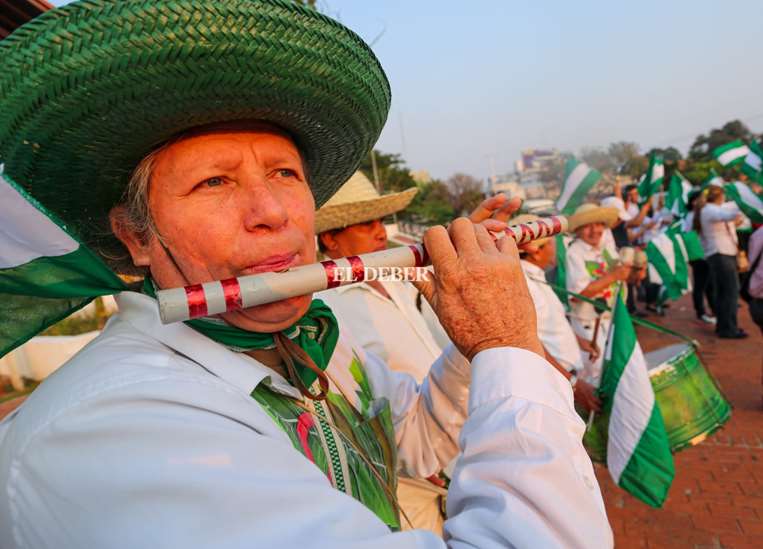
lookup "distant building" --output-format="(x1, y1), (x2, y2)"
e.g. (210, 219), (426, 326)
(516, 148), (563, 199)
(409, 170), (431, 185)
(490, 177), (526, 200)
(1, 0), (53, 39)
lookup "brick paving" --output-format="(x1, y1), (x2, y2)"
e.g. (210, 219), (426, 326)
(1, 296), (761, 547)
(599, 296), (763, 549)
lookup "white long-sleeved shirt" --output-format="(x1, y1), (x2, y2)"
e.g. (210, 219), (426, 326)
(521, 260), (584, 373)
(700, 202), (740, 256)
(316, 281), (442, 383)
(0, 291), (612, 549)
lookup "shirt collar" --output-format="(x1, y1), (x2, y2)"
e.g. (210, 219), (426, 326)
(520, 259), (547, 280)
(114, 291), (302, 399)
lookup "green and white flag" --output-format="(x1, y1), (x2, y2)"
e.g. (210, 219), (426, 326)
(637, 153), (664, 200)
(645, 232), (691, 301)
(665, 171), (693, 217)
(742, 140), (763, 183)
(724, 181), (763, 224)
(556, 156), (602, 215)
(598, 293), (675, 507)
(712, 139), (750, 167)
(0, 167), (126, 357)
(701, 168), (724, 190)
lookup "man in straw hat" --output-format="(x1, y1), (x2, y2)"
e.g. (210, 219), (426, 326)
(514, 214), (602, 414)
(315, 178), (517, 534)
(0, 1), (611, 547)
(315, 171), (448, 533)
(566, 204), (632, 385)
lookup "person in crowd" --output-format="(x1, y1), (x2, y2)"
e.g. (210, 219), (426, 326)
(315, 174), (515, 534)
(565, 204), (632, 385)
(693, 185), (748, 339)
(684, 190), (717, 324)
(0, 2), (612, 547)
(515, 215), (602, 413)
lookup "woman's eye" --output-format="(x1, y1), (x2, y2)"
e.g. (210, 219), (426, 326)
(277, 168), (297, 178)
(204, 177), (224, 187)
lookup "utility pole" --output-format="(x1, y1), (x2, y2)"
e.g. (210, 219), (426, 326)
(370, 150), (382, 193)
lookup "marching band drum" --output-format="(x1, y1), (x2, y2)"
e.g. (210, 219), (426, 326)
(583, 342), (731, 462)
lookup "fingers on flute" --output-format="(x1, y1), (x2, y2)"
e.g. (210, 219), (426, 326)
(423, 225), (457, 272)
(497, 231), (519, 256)
(448, 217), (482, 259)
(480, 219), (508, 235)
(493, 196), (522, 223)
(468, 193), (508, 223)
(474, 223), (498, 254)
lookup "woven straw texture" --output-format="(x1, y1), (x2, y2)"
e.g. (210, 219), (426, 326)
(0, 0), (390, 260)
(568, 203), (619, 231)
(314, 171), (417, 233)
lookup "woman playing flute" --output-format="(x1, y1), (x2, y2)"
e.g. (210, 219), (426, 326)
(0, 1), (611, 548)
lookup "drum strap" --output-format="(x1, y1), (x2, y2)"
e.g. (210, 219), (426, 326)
(531, 276), (700, 348)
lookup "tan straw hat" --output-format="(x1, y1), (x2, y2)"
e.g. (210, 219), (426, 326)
(568, 203), (619, 232)
(315, 171), (418, 233)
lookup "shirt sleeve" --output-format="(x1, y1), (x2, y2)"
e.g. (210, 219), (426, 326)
(703, 202), (740, 222)
(2, 349), (612, 549)
(362, 343), (471, 478)
(566, 243), (592, 295)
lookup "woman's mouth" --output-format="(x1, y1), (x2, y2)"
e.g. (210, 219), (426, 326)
(241, 253), (300, 275)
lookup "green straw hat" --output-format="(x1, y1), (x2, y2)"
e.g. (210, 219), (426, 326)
(0, 0), (390, 265)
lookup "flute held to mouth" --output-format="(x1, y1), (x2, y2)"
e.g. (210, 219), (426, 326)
(156, 215), (568, 324)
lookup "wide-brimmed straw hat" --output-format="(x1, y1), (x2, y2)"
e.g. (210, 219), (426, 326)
(0, 0), (390, 264)
(314, 171), (418, 234)
(568, 203), (619, 231)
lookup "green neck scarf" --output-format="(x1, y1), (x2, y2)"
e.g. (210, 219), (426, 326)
(142, 278), (339, 389)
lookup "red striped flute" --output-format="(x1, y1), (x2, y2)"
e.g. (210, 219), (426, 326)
(156, 215), (568, 324)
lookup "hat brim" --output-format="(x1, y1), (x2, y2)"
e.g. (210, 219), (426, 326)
(315, 188), (418, 234)
(0, 0), (390, 263)
(568, 207), (619, 232)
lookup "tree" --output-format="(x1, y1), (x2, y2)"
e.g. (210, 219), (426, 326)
(447, 173), (484, 216)
(580, 147), (616, 174)
(405, 180), (454, 225)
(608, 141), (641, 170)
(689, 119), (754, 160)
(358, 150), (417, 193)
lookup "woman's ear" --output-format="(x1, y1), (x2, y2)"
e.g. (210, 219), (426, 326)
(109, 205), (152, 267)
(319, 231), (339, 253)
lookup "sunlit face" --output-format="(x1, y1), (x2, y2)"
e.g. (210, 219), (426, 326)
(576, 222), (605, 248)
(626, 188), (639, 204)
(115, 124), (316, 332)
(320, 218), (387, 258)
(522, 238), (556, 269)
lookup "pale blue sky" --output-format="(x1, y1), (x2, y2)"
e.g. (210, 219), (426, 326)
(51, 0), (763, 180)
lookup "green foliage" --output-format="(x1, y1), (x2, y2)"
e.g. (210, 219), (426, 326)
(358, 150), (417, 193)
(447, 173), (484, 216)
(689, 119), (754, 161)
(405, 180), (455, 225)
(682, 159), (722, 186)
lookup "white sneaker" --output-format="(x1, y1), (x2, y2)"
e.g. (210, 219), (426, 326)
(700, 314), (717, 325)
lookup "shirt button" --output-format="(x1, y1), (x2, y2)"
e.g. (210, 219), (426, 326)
(584, 476), (595, 490)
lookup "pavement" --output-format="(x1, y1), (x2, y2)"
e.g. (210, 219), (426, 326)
(0, 295), (761, 547)
(599, 296), (763, 549)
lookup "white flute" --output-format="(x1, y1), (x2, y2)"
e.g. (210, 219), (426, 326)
(156, 215), (567, 323)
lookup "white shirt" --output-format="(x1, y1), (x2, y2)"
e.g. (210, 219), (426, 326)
(700, 202), (740, 257)
(317, 281), (442, 383)
(566, 239), (617, 324)
(0, 291), (612, 549)
(522, 260), (585, 373)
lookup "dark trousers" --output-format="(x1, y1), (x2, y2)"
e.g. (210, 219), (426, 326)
(690, 259), (715, 318)
(707, 253), (740, 336)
